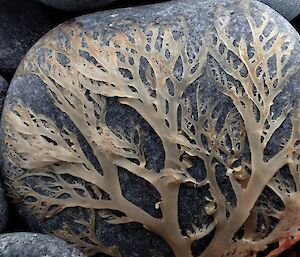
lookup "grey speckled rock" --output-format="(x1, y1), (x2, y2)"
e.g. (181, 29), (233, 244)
(1, 0), (300, 257)
(0, 76), (8, 116)
(0, 182), (8, 232)
(0, 0), (51, 72)
(259, 0), (300, 20)
(0, 233), (87, 257)
(37, 0), (115, 11)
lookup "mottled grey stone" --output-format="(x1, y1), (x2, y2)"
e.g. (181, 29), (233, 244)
(0, 233), (87, 257)
(0, 76), (8, 116)
(259, 0), (300, 20)
(0, 0), (51, 72)
(1, 0), (300, 257)
(37, 0), (115, 11)
(0, 182), (8, 232)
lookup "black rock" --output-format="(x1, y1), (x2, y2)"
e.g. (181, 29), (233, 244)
(0, 233), (87, 257)
(1, 0), (300, 257)
(0, 76), (8, 116)
(36, 0), (116, 11)
(0, 182), (8, 232)
(259, 0), (300, 21)
(0, 75), (9, 232)
(0, 0), (52, 73)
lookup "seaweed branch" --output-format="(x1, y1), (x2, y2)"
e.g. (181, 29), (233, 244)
(3, 1), (299, 257)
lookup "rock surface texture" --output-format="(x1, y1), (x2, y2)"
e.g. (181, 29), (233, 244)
(259, 0), (300, 21)
(0, 76), (9, 115)
(0, 182), (8, 232)
(37, 0), (116, 11)
(1, 0), (300, 257)
(0, 233), (87, 257)
(0, 0), (51, 72)
(0, 76), (9, 232)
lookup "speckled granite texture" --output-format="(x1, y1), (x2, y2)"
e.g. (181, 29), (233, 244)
(0, 233), (87, 257)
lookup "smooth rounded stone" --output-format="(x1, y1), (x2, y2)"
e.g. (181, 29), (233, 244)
(259, 0), (300, 20)
(0, 182), (8, 232)
(1, 0), (300, 256)
(0, 233), (87, 257)
(37, 0), (116, 11)
(0, 76), (9, 115)
(0, 0), (51, 72)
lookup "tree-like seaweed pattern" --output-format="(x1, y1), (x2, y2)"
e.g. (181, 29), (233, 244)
(2, 1), (299, 257)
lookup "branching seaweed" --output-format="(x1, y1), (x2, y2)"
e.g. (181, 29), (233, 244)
(2, 1), (299, 257)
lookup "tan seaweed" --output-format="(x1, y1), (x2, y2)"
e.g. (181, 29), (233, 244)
(2, 1), (299, 257)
